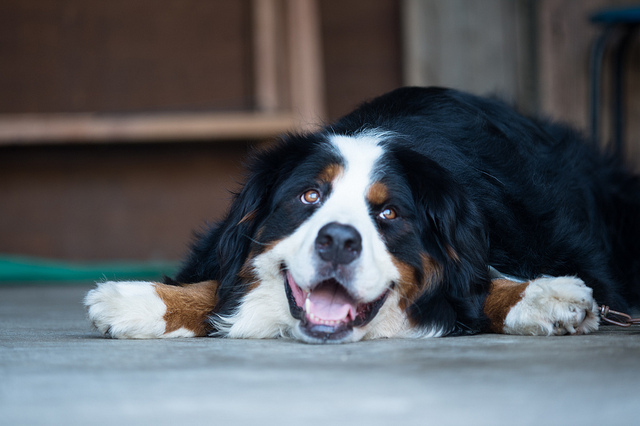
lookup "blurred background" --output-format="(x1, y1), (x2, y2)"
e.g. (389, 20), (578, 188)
(1, 0), (639, 281)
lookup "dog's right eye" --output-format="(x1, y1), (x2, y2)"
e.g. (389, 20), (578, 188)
(378, 207), (397, 220)
(301, 189), (321, 204)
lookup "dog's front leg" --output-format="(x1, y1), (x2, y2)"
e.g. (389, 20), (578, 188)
(85, 280), (218, 339)
(484, 276), (599, 335)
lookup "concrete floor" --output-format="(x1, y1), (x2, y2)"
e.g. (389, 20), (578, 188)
(1, 285), (639, 426)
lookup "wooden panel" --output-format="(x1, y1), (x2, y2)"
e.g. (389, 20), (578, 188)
(0, 112), (296, 144)
(0, 0), (405, 262)
(0, 0), (252, 114)
(0, 144), (249, 261)
(288, 0), (326, 129)
(403, 0), (536, 113)
(538, 0), (640, 165)
(538, 0), (611, 130)
(625, 15), (640, 164)
(320, 0), (403, 121)
(253, 0), (285, 113)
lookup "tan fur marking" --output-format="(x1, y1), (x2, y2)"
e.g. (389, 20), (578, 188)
(446, 245), (460, 262)
(239, 253), (261, 292)
(238, 210), (257, 225)
(394, 253), (442, 311)
(254, 225), (265, 243)
(367, 182), (389, 205)
(155, 281), (219, 336)
(238, 254), (258, 290)
(318, 163), (344, 183)
(483, 279), (529, 333)
(238, 238), (282, 291)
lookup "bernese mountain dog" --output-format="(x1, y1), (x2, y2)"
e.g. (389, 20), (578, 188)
(85, 87), (640, 344)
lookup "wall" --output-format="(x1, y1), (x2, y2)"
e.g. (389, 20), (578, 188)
(403, 0), (537, 113)
(404, 0), (640, 166)
(538, 0), (640, 163)
(3, 0), (638, 262)
(0, 0), (401, 261)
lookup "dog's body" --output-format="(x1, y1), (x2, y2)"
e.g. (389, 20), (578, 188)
(86, 87), (640, 343)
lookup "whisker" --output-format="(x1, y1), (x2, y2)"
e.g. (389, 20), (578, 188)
(243, 234), (268, 246)
(473, 167), (504, 185)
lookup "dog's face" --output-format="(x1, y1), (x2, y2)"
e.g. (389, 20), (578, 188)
(213, 130), (483, 343)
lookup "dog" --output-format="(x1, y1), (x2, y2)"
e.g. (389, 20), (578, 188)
(85, 87), (640, 343)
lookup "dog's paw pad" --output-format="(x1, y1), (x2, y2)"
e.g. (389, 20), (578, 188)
(503, 276), (599, 335)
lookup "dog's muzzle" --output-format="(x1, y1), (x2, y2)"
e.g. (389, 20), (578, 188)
(283, 222), (389, 343)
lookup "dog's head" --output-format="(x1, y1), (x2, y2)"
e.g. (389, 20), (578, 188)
(187, 129), (488, 343)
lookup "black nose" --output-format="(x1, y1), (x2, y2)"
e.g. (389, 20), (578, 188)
(315, 222), (362, 265)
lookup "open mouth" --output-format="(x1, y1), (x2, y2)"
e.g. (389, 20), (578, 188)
(284, 270), (389, 342)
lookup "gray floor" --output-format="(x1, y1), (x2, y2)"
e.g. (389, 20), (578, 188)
(1, 285), (639, 426)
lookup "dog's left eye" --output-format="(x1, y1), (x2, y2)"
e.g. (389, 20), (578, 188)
(378, 207), (397, 220)
(301, 189), (321, 204)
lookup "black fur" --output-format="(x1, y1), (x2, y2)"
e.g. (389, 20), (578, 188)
(174, 133), (343, 317)
(171, 86), (640, 335)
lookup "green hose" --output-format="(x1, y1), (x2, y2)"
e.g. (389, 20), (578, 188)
(0, 255), (179, 285)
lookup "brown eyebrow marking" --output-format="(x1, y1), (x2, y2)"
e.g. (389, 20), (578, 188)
(367, 181), (389, 205)
(318, 163), (344, 183)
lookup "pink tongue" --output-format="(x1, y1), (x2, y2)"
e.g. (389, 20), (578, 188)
(307, 280), (358, 322)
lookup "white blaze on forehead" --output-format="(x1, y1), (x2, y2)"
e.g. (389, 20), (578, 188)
(323, 133), (385, 223)
(330, 134), (384, 177)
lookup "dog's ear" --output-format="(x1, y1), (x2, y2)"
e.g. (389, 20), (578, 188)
(394, 149), (490, 334)
(173, 134), (323, 314)
(174, 137), (303, 286)
(174, 155), (273, 285)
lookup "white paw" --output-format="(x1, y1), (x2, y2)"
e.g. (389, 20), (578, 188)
(84, 281), (179, 339)
(503, 276), (599, 336)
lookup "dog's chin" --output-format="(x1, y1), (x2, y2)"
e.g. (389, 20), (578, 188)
(283, 270), (390, 344)
(291, 320), (364, 344)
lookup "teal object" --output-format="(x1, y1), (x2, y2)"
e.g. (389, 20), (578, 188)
(0, 255), (179, 284)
